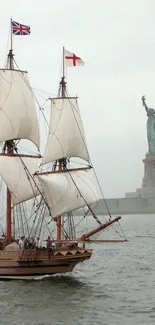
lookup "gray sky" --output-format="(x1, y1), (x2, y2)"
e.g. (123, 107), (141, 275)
(1, 0), (155, 198)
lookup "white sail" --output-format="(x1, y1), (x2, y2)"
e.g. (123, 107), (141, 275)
(38, 168), (99, 218)
(42, 97), (89, 165)
(0, 155), (41, 206)
(0, 69), (40, 148)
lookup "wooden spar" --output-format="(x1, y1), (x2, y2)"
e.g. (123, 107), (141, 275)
(87, 238), (128, 243)
(36, 166), (91, 176)
(48, 238), (127, 243)
(0, 153), (41, 158)
(6, 188), (12, 243)
(6, 143), (12, 243)
(55, 47), (66, 241)
(50, 217), (125, 246)
(56, 161), (62, 241)
(6, 21), (14, 243)
(78, 216), (121, 241)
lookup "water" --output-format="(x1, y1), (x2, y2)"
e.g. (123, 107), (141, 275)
(0, 214), (155, 325)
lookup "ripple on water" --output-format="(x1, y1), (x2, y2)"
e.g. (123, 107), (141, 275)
(0, 215), (155, 325)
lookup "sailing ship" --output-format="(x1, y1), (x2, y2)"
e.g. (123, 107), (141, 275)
(0, 20), (127, 279)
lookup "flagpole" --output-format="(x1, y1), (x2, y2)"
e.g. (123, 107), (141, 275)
(61, 46), (66, 97)
(10, 17), (13, 51)
(9, 17), (14, 69)
(62, 46), (65, 79)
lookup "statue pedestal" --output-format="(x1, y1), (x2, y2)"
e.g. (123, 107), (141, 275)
(126, 154), (155, 198)
(142, 154), (155, 188)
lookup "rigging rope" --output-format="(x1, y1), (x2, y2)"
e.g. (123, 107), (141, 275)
(0, 55), (126, 241)
(65, 90), (112, 219)
(13, 58), (50, 129)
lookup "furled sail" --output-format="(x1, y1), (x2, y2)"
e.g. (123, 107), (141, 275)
(0, 69), (40, 148)
(38, 167), (99, 218)
(0, 155), (41, 206)
(42, 97), (89, 165)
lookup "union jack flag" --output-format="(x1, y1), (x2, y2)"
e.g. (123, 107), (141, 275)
(12, 20), (30, 35)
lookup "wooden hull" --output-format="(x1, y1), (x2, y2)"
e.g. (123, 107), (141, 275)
(0, 247), (92, 280)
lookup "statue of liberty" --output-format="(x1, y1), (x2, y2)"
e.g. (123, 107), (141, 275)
(141, 96), (155, 154)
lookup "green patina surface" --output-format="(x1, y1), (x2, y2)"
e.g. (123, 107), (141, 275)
(147, 112), (155, 154)
(141, 96), (155, 155)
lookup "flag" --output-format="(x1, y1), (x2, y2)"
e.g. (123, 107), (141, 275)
(64, 49), (84, 67)
(12, 20), (30, 35)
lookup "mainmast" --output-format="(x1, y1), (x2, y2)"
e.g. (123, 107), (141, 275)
(56, 47), (66, 241)
(6, 19), (14, 243)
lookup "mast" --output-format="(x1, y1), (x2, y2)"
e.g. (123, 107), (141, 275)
(56, 47), (66, 241)
(56, 161), (62, 241)
(38, 47), (126, 245)
(0, 20), (39, 243)
(6, 19), (14, 243)
(6, 142), (13, 243)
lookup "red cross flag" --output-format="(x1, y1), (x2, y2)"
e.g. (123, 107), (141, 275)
(64, 49), (85, 67)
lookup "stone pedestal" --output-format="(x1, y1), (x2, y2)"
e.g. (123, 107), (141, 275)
(126, 154), (155, 198)
(142, 154), (155, 188)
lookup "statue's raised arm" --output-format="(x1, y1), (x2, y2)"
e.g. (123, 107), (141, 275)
(141, 95), (149, 114)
